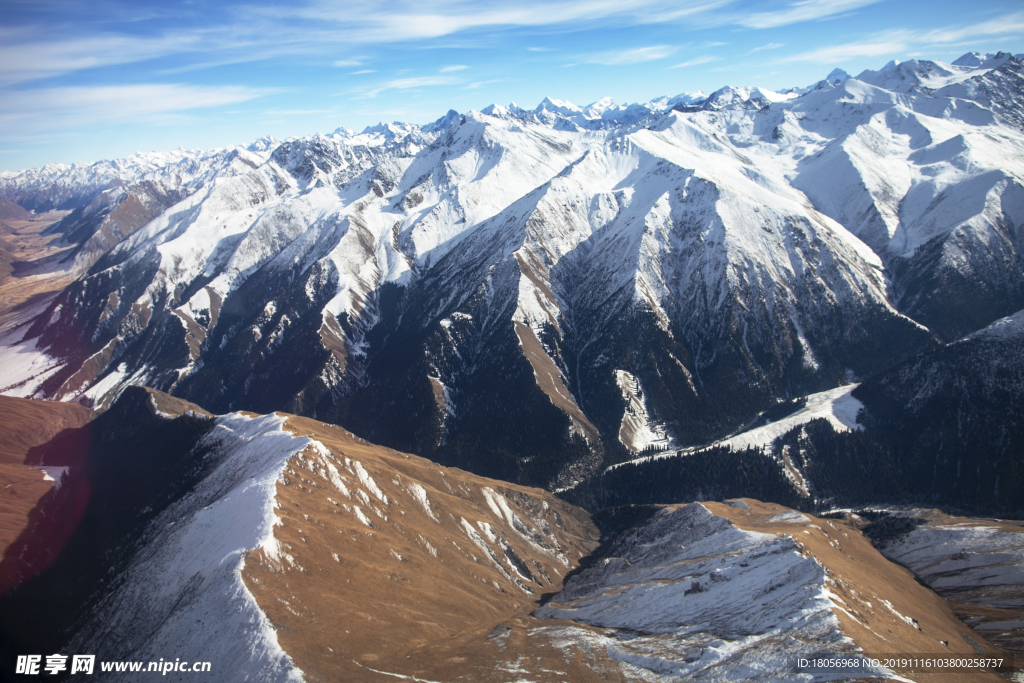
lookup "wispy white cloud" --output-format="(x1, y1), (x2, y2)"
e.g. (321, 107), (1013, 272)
(913, 12), (1024, 44)
(748, 42), (784, 53)
(782, 11), (1024, 65)
(288, 0), (733, 43)
(783, 11), (1024, 67)
(440, 64), (468, 72)
(464, 79), (502, 89)
(385, 76), (458, 89)
(642, 0), (736, 24)
(361, 75), (459, 98)
(671, 55), (720, 68)
(0, 32), (203, 86)
(738, 0), (881, 29)
(156, 56), (276, 76)
(781, 40), (906, 63)
(262, 109), (333, 116)
(0, 83), (270, 135)
(587, 45), (675, 65)
(7, 0), (1019, 170)
(0, 0), (910, 93)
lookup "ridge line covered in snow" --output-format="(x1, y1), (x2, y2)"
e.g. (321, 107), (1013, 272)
(65, 411), (309, 682)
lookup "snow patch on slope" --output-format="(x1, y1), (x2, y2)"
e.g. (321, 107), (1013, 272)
(0, 333), (63, 398)
(714, 385), (863, 452)
(407, 481), (439, 523)
(616, 385), (862, 471)
(963, 307), (1024, 342)
(35, 466), (69, 489)
(535, 503), (872, 681)
(614, 369), (671, 453)
(874, 518), (1024, 598)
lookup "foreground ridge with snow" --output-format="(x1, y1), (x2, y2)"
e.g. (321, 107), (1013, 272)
(866, 508), (1024, 652)
(1, 52), (1024, 492)
(0, 389), (603, 682)
(1, 393), (1016, 681)
(537, 499), (1009, 681)
(68, 409), (307, 682)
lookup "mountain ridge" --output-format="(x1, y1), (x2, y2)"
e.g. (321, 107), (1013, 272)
(1, 51), (1022, 492)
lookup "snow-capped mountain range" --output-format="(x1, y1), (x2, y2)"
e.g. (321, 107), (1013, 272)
(2, 51), (1023, 491)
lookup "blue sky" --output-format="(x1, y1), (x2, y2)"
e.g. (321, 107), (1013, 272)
(2, 0), (1023, 171)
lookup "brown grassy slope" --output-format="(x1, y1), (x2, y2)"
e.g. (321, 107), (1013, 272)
(238, 409), (1015, 683)
(0, 235), (13, 284)
(138, 386), (213, 417)
(0, 199), (30, 222)
(242, 414), (622, 683)
(0, 396), (94, 557)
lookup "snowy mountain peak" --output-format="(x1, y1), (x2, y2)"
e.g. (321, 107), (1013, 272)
(2, 51), (1023, 480)
(826, 68), (851, 83)
(585, 96), (618, 114)
(357, 121), (421, 139)
(646, 92), (707, 111)
(479, 102), (507, 118)
(953, 51), (993, 67)
(702, 84), (795, 110)
(855, 58), (968, 93)
(246, 135), (278, 152)
(962, 308), (1024, 343)
(983, 51), (1016, 69)
(422, 108), (463, 133)
(535, 96), (583, 115)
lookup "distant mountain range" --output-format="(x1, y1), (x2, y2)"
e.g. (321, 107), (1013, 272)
(1, 52), (1023, 510)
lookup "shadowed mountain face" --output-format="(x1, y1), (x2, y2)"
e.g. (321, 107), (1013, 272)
(3, 56), (1024, 491)
(0, 396), (94, 567)
(567, 307), (1024, 520)
(0, 389), (217, 663)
